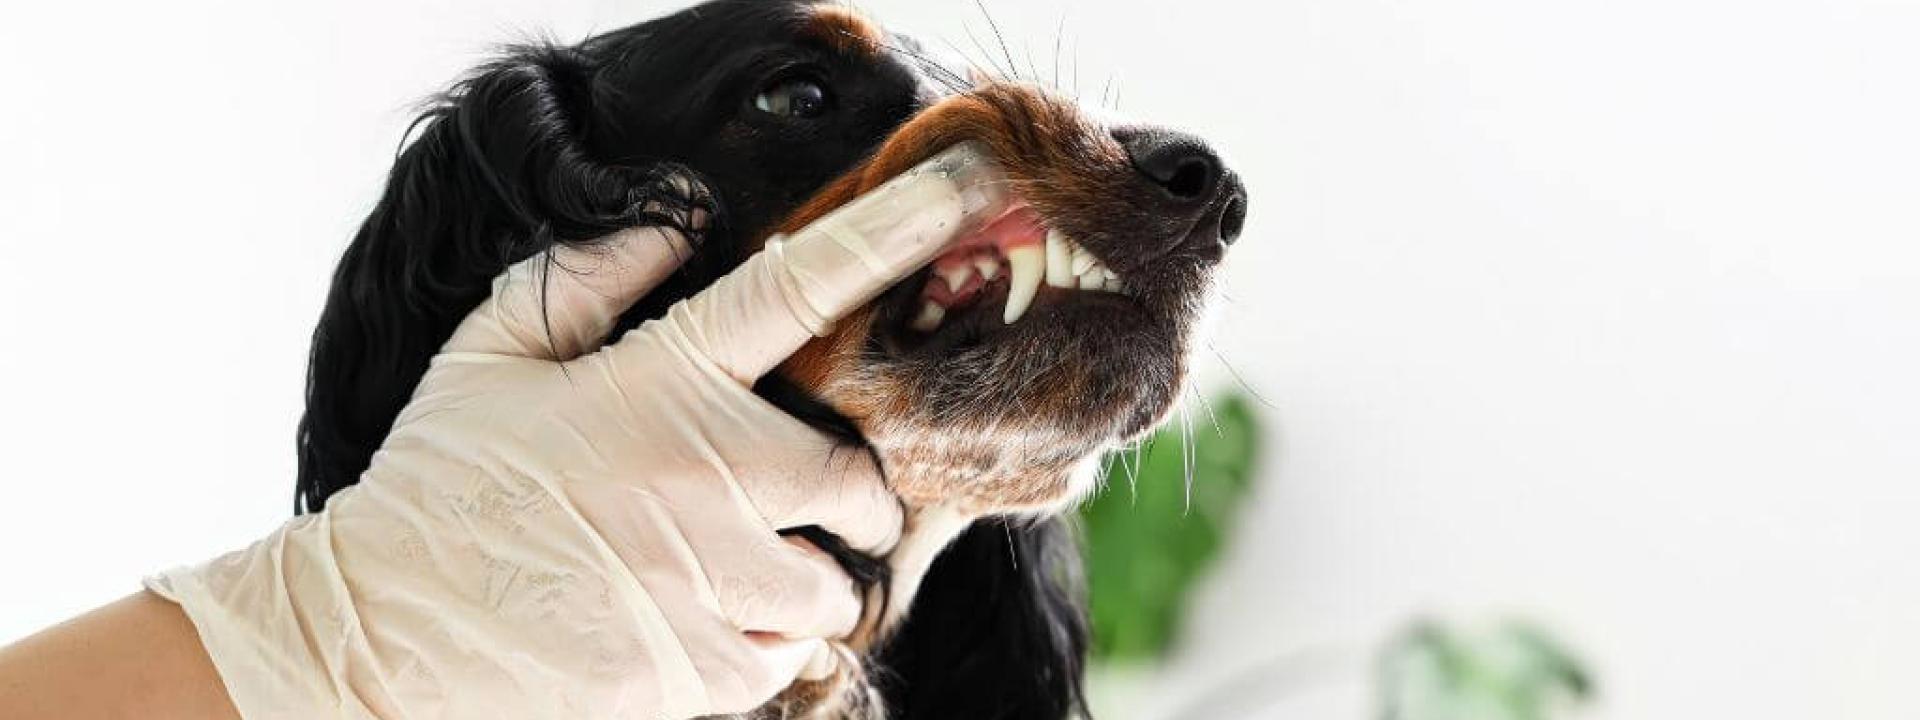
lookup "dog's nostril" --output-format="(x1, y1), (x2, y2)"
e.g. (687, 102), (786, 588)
(1134, 145), (1219, 201)
(1220, 192), (1248, 244)
(1161, 157), (1214, 199)
(1118, 128), (1222, 202)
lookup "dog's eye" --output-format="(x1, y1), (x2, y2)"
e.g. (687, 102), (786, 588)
(753, 77), (831, 118)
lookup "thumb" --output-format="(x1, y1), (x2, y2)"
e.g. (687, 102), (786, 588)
(442, 224), (694, 359)
(650, 143), (1006, 383)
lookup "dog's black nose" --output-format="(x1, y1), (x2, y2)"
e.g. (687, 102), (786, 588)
(1115, 127), (1247, 245)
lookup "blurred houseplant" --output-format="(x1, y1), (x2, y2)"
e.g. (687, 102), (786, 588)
(1077, 393), (1593, 720)
(1079, 392), (1259, 661)
(1378, 620), (1592, 720)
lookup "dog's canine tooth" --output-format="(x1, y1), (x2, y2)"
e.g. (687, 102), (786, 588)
(1004, 244), (1045, 323)
(1044, 228), (1075, 288)
(910, 301), (946, 331)
(1078, 270), (1104, 290)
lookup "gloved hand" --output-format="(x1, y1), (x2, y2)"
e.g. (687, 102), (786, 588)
(147, 145), (1008, 719)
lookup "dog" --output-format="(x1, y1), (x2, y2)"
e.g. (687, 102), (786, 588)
(294, 1), (1246, 717)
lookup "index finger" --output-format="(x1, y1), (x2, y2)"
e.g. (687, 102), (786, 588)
(642, 143), (1012, 384)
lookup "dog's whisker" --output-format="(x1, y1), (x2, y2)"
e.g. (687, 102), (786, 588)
(1002, 523), (1020, 572)
(1052, 15), (1065, 92)
(972, 0), (1021, 83)
(1207, 341), (1275, 409)
(1193, 384), (1226, 440)
(959, 24), (1011, 80)
(1111, 437), (1140, 500)
(845, 30), (972, 95)
(1024, 40), (1041, 90)
(937, 34), (1004, 88)
(1180, 396), (1197, 514)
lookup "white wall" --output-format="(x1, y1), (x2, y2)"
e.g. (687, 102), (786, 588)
(3, 1), (1915, 718)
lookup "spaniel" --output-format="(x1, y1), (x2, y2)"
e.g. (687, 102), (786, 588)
(295, 2), (1246, 717)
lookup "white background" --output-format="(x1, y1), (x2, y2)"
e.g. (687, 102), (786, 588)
(3, 1), (1916, 718)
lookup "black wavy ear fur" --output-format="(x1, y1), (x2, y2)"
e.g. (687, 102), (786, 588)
(295, 44), (715, 513)
(874, 517), (1091, 719)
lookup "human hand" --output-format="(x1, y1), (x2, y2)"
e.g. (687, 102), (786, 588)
(149, 144), (1008, 719)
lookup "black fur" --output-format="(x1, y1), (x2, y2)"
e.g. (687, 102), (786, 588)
(294, 1), (1089, 717)
(873, 517), (1090, 720)
(295, 43), (714, 511)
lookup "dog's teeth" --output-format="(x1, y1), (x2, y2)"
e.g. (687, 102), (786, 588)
(910, 301), (946, 332)
(974, 256), (1001, 281)
(1004, 243), (1044, 324)
(1070, 247), (1097, 276)
(1104, 275), (1124, 293)
(1078, 270), (1104, 289)
(935, 262), (973, 293)
(1045, 229), (1076, 288)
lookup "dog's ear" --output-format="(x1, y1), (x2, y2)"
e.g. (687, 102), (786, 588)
(875, 516), (1092, 719)
(296, 44), (710, 512)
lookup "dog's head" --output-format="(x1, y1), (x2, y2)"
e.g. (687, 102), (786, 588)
(298, 1), (1244, 717)
(772, 80), (1246, 515)
(579, 0), (1247, 513)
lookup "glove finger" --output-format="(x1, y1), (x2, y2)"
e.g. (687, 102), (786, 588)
(732, 437), (903, 556)
(716, 535), (863, 640)
(682, 630), (822, 716)
(640, 144), (1003, 384)
(443, 224), (694, 360)
(796, 640), (842, 681)
(728, 636), (828, 713)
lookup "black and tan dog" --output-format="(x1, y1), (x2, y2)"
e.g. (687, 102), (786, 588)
(295, 1), (1246, 717)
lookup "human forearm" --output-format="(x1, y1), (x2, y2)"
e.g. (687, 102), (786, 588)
(0, 591), (241, 720)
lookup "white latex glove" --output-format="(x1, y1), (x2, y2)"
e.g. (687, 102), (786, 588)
(147, 145), (1007, 719)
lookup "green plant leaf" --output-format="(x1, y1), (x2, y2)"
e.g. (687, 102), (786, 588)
(1080, 393), (1260, 661)
(1378, 619), (1593, 720)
